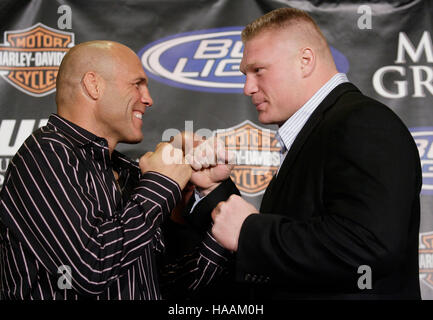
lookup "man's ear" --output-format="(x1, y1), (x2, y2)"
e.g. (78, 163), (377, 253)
(300, 47), (315, 77)
(81, 71), (103, 100)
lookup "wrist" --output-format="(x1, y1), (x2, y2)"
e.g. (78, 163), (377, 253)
(196, 182), (220, 197)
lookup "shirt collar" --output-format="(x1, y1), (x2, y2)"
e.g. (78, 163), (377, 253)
(48, 113), (109, 149)
(277, 73), (349, 151)
(111, 150), (141, 173)
(47, 113), (139, 173)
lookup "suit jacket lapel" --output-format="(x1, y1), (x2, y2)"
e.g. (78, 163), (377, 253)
(260, 174), (277, 211)
(260, 83), (359, 212)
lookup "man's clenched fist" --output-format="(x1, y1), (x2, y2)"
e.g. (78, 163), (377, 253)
(188, 136), (236, 196)
(139, 142), (192, 189)
(211, 195), (258, 251)
(170, 132), (236, 196)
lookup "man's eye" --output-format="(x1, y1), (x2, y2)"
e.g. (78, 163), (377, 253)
(255, 68), (263, 73)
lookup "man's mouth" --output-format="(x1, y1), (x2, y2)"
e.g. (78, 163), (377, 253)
(253, 97), (267, 108)
(133, 111), (143, 120)
(255, 101), (266, 110)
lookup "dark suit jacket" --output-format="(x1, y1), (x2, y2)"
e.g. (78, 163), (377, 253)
(235, 82), (422, 299)
(170, 83), (421, 300)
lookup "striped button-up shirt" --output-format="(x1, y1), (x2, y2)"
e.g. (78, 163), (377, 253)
(0, 114), (227, 300)
(276, 73), (349, 162)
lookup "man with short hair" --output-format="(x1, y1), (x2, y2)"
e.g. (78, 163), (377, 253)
(0, 41), (232, 299)
(210, 8), (422, 299)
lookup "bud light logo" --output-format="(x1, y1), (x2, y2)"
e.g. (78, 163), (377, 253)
(138, 27), (349, 93)
(411, 127), (433, 195)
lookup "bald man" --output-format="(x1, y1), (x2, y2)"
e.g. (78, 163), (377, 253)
(208, 8), (421, 299)
(0, 41), (232, 299)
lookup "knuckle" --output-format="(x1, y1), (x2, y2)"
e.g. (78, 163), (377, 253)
(211, 210), (215, 220)
(229, 194), (238, 201)
(216, 200), (225, 209)
(159, 142), (171, 151)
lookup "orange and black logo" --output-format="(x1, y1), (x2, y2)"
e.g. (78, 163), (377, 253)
(0, 23), (74, 97)
(420, 231), (433, 289)
(215, 120), (281, 196)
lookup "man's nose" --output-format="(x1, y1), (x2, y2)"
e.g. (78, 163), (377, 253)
(141, 87), (153, 107)
(243, 75), (258, 96)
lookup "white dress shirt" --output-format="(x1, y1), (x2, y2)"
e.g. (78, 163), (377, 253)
(275, 73), (349, 169)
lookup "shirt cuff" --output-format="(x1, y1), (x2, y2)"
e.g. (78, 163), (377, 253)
(200, 229), (232, 266)
(183, 178), (240, 233)
(131, 171), (182, 218)
(189, 189), (206, 214)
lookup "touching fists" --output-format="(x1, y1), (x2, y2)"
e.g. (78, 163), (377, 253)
(139, 142), (192, 189)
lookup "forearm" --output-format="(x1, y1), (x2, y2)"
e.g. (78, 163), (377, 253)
(159, 229), (232, 297)
(158, 179), (239, 297)
(185, 178), (240, 232)
(236, 213), (389, 290)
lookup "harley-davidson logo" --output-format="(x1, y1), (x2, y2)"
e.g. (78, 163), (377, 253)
(215, 120), (280, 196)
(0, 23), (74, 97)
(419, 231), (433, 289)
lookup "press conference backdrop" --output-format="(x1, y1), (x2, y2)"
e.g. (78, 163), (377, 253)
(0, 0), (432, 299)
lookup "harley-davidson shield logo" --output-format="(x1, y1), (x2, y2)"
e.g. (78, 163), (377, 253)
(420, 231), (433, 289)
(215, 120), (281, 196)
(0, 23), (74, 97)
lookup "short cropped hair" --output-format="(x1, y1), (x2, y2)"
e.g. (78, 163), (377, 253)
(241, 7), (327, 44)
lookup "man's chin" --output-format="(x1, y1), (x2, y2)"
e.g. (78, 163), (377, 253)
(122, 135), (143, 144)
(258, 113), (282, 126)
(258, 114), (271, 125)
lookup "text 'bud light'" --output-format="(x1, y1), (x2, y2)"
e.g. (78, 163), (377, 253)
(138, 27), (349, 93)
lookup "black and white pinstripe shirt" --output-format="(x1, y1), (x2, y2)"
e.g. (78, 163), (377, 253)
(0, 114), (228, 300)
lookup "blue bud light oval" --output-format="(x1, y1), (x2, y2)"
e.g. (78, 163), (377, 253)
(138, 27), (350, 93)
